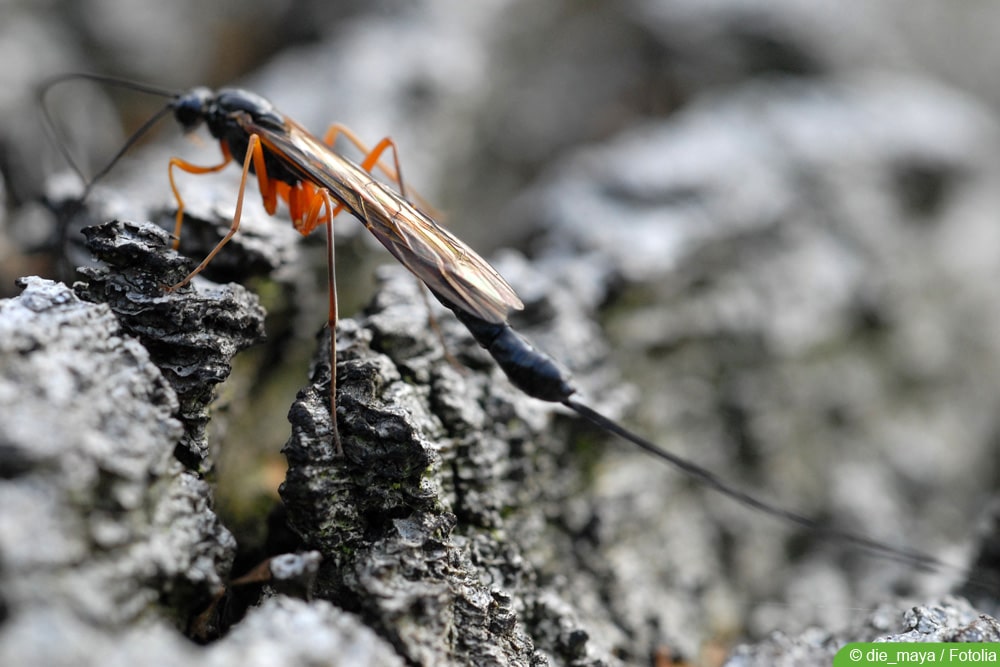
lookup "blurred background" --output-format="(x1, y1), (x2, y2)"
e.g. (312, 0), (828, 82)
(4, 0), (1000, 658)
(9, 0), (1000, 260)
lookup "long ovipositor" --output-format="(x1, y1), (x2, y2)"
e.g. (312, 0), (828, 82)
(431, 289), (956, 577)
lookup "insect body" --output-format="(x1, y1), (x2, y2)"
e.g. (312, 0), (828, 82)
(167, 87), (525, 456)
(168, 87), (522, 323)
(41, 75), (523, 455)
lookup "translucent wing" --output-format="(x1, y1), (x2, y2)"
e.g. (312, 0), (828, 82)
(247, 117), (523, 324)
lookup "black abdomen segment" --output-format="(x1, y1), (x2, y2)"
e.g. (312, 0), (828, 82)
(431, 291), (575, 403)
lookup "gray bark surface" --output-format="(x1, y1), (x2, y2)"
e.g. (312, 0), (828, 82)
(4, 1), (1000, 666)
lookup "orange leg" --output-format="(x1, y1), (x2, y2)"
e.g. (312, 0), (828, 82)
(168, 144), (232, 250)
(249, 136), (282, 216)
(285, 130), (411, 228)
(171, 131), (294, 292)
(322, 128), (459, 367)
(169, 134), (346, 453)
(287, 181), (325, 235)
(169, 134), (266, 290)
(320, 189), (342, 457)
(284, 181), (343, 455)
(322, 125), (440, 218)
(323, 124), (408, 197)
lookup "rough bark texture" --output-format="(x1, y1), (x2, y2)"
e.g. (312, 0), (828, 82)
(281, 269), (624, 666)
(0, 274), (232, 661)
(73, 221), (267, 469)
(5, 1), (1000, 666)
(727, 597), (1000, 667)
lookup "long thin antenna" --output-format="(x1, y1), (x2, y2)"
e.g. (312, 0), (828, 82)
(79, 105), (175, 199)
(40, 72), (178, 102)
(38, 73), (179, 194)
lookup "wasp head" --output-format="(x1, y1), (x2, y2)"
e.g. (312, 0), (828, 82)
(172, 87), (214, 132)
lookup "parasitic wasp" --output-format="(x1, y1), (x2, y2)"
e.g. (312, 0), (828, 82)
(41, 73), (522, 456)
(39, 73), (973, 585)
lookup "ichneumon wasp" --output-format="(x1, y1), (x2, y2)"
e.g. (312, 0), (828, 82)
(38, 73), (973, 588)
